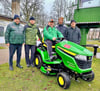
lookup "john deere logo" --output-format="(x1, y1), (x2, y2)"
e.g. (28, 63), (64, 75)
(88, 56), (91, 60)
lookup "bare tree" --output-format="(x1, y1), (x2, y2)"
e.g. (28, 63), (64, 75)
(0, 0), (49, 27)
(52, 0), (65, 19)
(21, 0), (43, 21)
(0, 0), (12, 16)
(66, 1), (75, 21)
(51, 0), (75, 22)
(20, 0), (48, 27)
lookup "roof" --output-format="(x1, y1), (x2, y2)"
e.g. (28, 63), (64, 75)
(0, 14), (26, 24)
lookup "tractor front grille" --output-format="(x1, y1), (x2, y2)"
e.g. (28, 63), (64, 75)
(75, 58), (92, 69)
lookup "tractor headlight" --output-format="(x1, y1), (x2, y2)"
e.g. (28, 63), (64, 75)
(75, 55), (87, 61)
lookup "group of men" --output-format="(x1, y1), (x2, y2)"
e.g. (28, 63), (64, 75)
(43, 17), (81, 60)
(5, 15), (81, 71)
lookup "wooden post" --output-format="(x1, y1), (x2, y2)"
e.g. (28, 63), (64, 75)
(12, 0), (20, 17)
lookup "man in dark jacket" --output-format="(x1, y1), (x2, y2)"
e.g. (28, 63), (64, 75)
(5, 14), (24, 70)
(24, 17), (42, 67)
(56, 17), (68, 39)
(67, 20), (81, 44)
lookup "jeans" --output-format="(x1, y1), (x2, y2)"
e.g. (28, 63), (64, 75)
(25, 45), (36, 65)
(9, 44), (22, 66)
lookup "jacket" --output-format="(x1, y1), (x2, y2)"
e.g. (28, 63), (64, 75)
(5, 22), (24, 44)
(56, 24), (68, 39)
(24, 23), (42, 45)
(43, 26), (63, 41)
(67, 26), (81, 44)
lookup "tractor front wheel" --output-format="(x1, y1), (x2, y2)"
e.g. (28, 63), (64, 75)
(81, 71), (94, 82)
(57, 72), (71, 89)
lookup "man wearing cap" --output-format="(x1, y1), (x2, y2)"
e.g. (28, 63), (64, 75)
(43, 19), (63, 60)
(56, 17), (68, 39)
(24, 16), (42, 67)
(5, 14), (24, 70)
(67, 20), (81, 44)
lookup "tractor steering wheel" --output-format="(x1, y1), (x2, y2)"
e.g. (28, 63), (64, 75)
(55, 37), (65, 43)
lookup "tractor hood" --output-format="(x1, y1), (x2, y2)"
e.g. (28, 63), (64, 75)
(56, 40), (93, 56)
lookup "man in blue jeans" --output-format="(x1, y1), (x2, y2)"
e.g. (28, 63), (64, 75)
(5, 15), (24, 70)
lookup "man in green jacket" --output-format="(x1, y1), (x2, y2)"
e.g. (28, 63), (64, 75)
(5, 15), (24, 70)
(24, 17), (42, 67)
(43, 19), (63, 60)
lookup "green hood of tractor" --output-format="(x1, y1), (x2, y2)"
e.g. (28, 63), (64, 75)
(56, 40), (93, 56)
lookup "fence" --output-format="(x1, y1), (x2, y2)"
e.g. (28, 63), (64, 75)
(87, 28), (100, 40)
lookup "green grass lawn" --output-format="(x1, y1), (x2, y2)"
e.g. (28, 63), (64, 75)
(0, 46), (7, 49)
(0, 58), (100, 91)
(86, 40), (100, 52)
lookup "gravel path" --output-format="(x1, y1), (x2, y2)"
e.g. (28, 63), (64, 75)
(0, 46), (25, 65)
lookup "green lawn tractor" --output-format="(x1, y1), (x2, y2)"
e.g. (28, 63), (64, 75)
(34, 39), (94, 89)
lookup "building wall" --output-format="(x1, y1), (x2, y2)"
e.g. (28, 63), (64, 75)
(74, 7), (100, 22)
(82, 0), (100, 8)
(0, 20), (12, 43)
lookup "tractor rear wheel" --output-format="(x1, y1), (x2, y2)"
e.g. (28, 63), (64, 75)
(34, 54), (43, 69)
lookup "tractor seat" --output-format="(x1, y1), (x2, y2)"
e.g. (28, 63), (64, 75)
(42, 37), (55, 48)
(42, 38), (55, 48)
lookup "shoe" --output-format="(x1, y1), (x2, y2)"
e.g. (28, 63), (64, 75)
(9, 66), (13, 71)
(31, 64), (34, 67)
(27, 64), (30, 67)
(16, 64), (23, 69)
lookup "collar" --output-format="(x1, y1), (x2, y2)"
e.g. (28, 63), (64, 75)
(71, 26), (76, 30)
(48, 26), (55, 29)
(58, 23), (64, 26)
(14, 22), (20, 25)
(28, 23), (36, 27)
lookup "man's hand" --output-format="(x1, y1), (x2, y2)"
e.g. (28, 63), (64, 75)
(23, 43), (25, 45)
(6, 43), (10, 46)
(52, 37), (56, 41)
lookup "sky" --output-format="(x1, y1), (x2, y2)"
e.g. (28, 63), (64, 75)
(44, 0), (55, 14)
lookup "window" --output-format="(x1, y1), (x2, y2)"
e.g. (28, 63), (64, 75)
(0, 26), (4, 37)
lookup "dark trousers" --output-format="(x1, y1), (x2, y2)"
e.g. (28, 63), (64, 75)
(25, 45), (36, 65)
(45, 40), (56, 57)
(9, 44), (22, 67)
